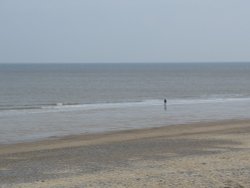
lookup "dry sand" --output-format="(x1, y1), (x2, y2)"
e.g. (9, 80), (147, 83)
(1, 120), (250, 188)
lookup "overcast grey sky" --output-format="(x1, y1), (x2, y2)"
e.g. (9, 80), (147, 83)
(0, 0), (250, 63)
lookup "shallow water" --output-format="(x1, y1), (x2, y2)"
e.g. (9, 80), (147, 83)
(1, 98), (250, 144)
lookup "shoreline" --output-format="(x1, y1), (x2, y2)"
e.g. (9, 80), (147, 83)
(1, 119), (250, 154)
(2, 95), (250, 146)
(1, 119), (250, 187)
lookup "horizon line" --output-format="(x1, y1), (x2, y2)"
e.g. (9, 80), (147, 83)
(1, 61), (250, 64)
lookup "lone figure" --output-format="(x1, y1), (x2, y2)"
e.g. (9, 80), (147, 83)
(164, 98), (167, 111)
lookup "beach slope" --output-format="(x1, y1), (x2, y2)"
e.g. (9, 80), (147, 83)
(1, 120), (250, 188)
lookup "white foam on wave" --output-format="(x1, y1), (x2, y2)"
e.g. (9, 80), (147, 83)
(1, 96), (250, 116)
(168, 97), (250, 105)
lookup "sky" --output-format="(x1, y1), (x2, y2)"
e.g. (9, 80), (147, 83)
(0, 0), (250, 63)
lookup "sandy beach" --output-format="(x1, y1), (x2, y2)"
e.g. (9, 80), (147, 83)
(1, 120), (250, 188)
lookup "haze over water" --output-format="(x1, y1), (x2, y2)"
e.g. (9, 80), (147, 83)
(0, 63), (250, 144)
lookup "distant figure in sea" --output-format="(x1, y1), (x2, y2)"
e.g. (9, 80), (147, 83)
(164, 98), (167, 111)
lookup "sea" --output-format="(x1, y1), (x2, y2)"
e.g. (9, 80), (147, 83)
(0, 63), (250, 144)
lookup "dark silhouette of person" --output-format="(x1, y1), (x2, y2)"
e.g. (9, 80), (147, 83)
(164, 98), (167, 111)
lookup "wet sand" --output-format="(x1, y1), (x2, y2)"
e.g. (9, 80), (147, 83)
(1, 120), (250, 188)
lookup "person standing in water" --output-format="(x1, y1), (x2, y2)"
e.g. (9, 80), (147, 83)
(164, 98), (167, 111)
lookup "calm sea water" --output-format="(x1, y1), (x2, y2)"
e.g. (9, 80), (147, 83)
(0, 63), (250, 144)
